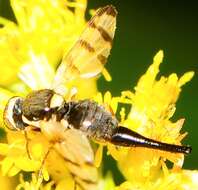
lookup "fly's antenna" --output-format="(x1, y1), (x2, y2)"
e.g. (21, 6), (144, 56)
(111, 126), (192, 154)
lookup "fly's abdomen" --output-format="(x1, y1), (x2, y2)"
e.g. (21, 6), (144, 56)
(65, 100), (118, 142)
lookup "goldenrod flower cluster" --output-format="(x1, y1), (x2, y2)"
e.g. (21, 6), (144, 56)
(0, 0), (197, 189)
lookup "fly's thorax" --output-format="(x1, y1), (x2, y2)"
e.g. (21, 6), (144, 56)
(21, 89), (65, 124)
(64, 100), (118, 142)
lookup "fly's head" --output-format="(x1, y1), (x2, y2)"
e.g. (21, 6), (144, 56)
(4, 96), (27, 130)
(4, 89), (65, 130)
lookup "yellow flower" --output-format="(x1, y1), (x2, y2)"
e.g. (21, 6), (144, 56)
(115, 170), (198, 190)
(0, 0), (197, 190)
(107, 50), (197, 188)
(0, 170), (16, 190)
(0, 0), (97, 189)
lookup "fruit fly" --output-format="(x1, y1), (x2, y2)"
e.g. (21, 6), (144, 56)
(3, 5), (191, 190)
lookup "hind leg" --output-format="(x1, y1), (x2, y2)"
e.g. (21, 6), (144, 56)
(38, 146), (53, 180)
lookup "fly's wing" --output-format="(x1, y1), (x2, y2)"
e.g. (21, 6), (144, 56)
(54, 128), (98, 189)
(55, 128), (94, 165)
(52, 5), (117, 96)
(40, 119), (97, 189)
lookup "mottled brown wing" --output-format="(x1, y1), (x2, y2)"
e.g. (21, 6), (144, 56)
(54, 128), (98, 189)
(40, 118), (97, 189)
(52, 5), (117, 96)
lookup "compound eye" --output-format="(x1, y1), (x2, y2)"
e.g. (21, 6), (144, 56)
(3, 97), (25, 130)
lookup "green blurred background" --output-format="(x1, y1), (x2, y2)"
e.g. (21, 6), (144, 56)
(88, 0), (198, 170)
(0, 0), (197, 179)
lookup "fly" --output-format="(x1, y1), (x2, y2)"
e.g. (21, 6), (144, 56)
(4, 89), (192, 155)
(3, 5), (191, 190)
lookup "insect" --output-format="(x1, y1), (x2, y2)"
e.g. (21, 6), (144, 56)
(3, 5), (191, 190)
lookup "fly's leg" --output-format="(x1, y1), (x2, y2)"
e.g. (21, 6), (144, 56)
(24, 130), (32, 159)
(37, 146), (53, 186)
(68, 87), (78, 101)
(23, 126), (42, 160)
(38, 146), (52, 178)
